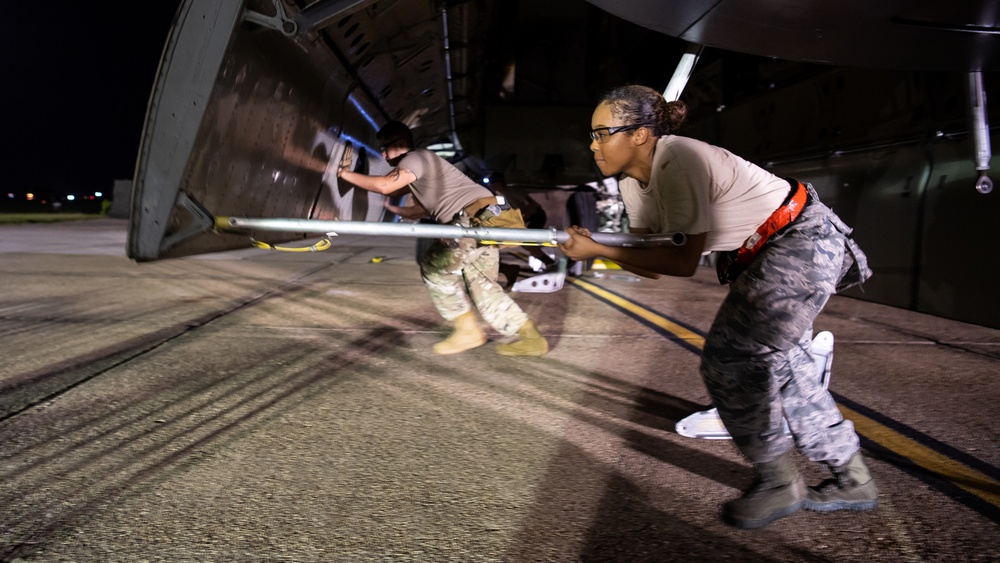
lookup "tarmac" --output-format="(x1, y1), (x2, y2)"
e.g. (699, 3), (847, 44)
(1, 217), (998, 562)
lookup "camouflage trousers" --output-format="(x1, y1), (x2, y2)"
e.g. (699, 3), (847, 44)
(700, 185), (869, 467)
(419, 212), (529, 336)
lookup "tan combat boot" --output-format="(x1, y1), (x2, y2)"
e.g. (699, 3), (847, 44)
(432, 311), (487, 355)
(495, 320), (548, 356)
(723, 451), (806, 529)
(804, 453), (878, 512)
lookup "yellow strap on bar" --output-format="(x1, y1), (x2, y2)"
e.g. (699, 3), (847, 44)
(249, 236), (333, 252)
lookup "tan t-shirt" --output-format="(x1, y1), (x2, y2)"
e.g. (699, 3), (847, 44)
(619, 136), (790, 252)
(398, 149), (493, 223)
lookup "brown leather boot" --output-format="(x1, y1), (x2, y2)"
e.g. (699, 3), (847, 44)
(432, 311), (487, 355)
(723, 452), (806, 529)
(495, 320), (548, 356)
(804, 453), (878, 512)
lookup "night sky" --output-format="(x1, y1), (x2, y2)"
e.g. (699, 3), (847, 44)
(0, 1), (743, 206)
(0, 0), (674, 205)
(1, 1), (182, 200)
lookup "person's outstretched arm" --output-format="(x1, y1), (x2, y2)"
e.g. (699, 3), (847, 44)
(336, 143), (417, 195)
(559, 226), (707, 278)
(339, 166), (417, 195)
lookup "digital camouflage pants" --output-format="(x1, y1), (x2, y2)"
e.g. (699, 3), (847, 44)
(700, 185), (872, 467)
(419, 210), (529, 336)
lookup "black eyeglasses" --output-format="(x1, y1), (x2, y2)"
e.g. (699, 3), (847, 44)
(588, 124), (650, 143)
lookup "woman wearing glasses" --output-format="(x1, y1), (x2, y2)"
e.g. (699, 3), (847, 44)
(558, 84), (876, 529)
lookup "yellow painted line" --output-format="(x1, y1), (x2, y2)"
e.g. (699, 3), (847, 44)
(572, 276), (1000, 510)
(840, 404), (1000, 505)
(570, 278), (704, 347)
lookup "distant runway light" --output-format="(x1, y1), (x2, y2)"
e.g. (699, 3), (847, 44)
(67, 195), (76, 201)
(95, 191), (103, 197)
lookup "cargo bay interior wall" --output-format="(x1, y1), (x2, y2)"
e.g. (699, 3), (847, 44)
(681, 61), (1000, 329)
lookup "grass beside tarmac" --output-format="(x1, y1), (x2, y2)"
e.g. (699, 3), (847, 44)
(0, 213), (105, 225)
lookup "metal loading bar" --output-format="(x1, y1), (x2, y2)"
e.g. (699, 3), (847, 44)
(215, 217), (687, 247)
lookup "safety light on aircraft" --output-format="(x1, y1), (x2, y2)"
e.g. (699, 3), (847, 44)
(26, 193), (34, 201)
(67, 195), (75, 201)
(6, 193), (13, 199)
(95, 192), (103, 197)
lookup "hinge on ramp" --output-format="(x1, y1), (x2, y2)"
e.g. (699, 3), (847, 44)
(243, 0), (299, 36)
(158, 192), (216, 255)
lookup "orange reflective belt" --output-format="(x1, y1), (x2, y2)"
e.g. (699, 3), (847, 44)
(735, 181), (809, 265)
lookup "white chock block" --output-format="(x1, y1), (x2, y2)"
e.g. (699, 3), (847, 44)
(675, 330), (835, 440)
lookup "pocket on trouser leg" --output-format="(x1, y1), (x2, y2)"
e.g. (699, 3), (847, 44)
(421, 240), (461, 274)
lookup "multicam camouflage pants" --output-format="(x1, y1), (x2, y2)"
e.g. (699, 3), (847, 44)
(700, 185), (871, 467)
(419, 210), (529, 336)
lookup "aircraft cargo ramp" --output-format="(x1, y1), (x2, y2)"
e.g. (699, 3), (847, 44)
(1, 219), (998, 562)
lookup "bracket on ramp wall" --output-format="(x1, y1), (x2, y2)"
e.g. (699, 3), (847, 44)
(968, 71), (993, 194)
(243, 0), (298, 36)
(159, 193), (217, 255)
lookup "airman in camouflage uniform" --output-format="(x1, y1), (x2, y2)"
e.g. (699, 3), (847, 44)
(559, 85), (877, 531)
(421, 209), (531, 338)
(337, 121), (547, 356)
(702, 185), (870, 465)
